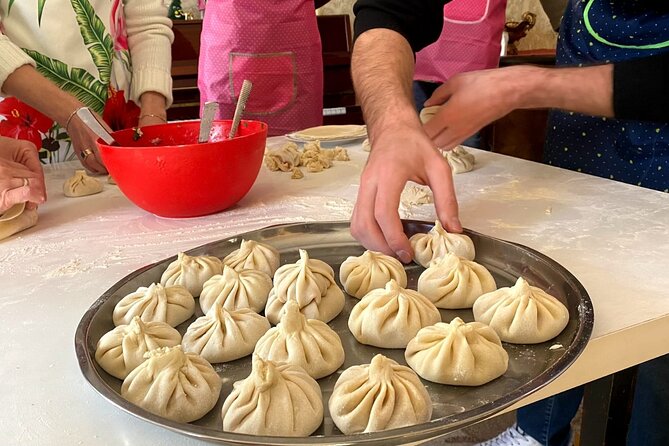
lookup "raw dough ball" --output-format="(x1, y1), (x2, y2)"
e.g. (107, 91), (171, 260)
(405, 317), (508, 386)
(417, 252), (496, 309)
(348, 279), (440, 348)
(63, 169), (103, 197)
(160, 252), (223, 297)
(329, 354), (432, 434)
(265, 249), (345, 325)
(254, 300), (345, 379)
(410, 220), (476, 266)
(113, 282), (195, 327)
(199, 265), (272, 314)
(339, 250), (408, 299)
(182, 306), (270, 363)
(0, 202), (38, 240)
(95, 316), (181, 379)
(121, 346), (221, 423)
(419, 105), (440, 124)
(443, 145), (475, 174)
(221, 355), (323, 437)
(473, 277), (570, 344)
(223, 239), (280, 276)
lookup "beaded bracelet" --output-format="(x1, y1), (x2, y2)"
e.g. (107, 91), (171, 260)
(139, 114), (168, 123)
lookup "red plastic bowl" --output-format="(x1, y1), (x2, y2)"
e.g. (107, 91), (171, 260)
(97, 120), (267, 218)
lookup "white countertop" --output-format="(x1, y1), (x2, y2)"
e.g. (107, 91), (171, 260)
(1, 138), (668, 445)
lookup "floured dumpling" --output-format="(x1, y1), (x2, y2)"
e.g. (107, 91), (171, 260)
(410, 220), (475, 266)
(160, 252), (223, 297)
(264, 142), (301, 172)
(348, 279), (440, 348)
(221, 355), (323, 437)
(182, 306), (270, 363)
(223, 239), (280, 276)
(418, 105), (440, 124)
(339, 250), (407, 299)
(199, 265), (272, 314)
(113, 282), (195, 327)
(0, 202), (38, 241)
(417, 253), (496, 309)
(265, 249), (345, 325)
(254, 300), (344, 379)
(95, 316), (181, 379)
(473, 277), (570, 344)
(329, 354), (432, 434)
(63, 169), (103, 197)
(443, 145), (475, 174)
(405, 318), (508, 386)
(122, 346), (221, 423)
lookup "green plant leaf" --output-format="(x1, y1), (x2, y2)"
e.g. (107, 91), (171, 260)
(7, 0), (15, 15)
(38, 0), (47, 25)
(70, 0), (114, 83)
(23, 49), (107, 113)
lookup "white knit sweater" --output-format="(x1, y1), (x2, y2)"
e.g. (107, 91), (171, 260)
(0, 0), (174, 106)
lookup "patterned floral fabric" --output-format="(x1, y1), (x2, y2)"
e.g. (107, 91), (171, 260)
(0, 0), (140, 164)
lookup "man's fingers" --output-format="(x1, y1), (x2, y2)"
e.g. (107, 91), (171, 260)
(374, 176), (412, 263)
(351, 179), (395, 257)
(428, 159), (462, 233)
(424, 82), (454, 107)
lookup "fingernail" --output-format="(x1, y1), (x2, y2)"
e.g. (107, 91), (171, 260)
(396, 250), (412, 264)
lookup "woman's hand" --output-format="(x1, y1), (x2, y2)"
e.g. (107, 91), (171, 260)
(66, 112), (109, 175)
(0, 137), (46, 213)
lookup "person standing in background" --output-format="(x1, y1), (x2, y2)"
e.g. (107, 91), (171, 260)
(198, 0), (330, 136)
(0, 0), (174, 173)
(413, 0), (507, 149)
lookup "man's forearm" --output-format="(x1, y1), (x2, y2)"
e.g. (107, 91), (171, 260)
(352, 29), (422, 140)
(516, 64), (614, 117)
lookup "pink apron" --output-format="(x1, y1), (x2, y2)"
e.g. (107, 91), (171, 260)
(414, 0), (507, 83)
(198, 0), (324, 136)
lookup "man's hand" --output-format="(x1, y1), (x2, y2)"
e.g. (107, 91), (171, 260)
(351, 123), (461, 263)
(0, 137), (46, 213)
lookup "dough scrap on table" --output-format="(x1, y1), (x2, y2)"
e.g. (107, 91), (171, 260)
(0, 202), (38, 241)
(442, 145), (475, 174)
(63, 170), (103, 197)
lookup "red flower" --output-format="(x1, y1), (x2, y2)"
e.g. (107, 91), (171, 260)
(110, 0), (129, 51)
(102, 87), (140, 132)
(0, 97), (53, 148)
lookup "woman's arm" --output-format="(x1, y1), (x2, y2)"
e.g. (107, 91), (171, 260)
(123, 0), (175, 125)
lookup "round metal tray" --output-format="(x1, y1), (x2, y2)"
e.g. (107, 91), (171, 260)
(75, 220), (594, 445)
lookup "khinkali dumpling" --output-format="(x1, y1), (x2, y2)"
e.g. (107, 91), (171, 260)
(329, 354), (432, 434)
(221, 355), (323, 436)
(95, 316), (181, 379)
(410, 220), (475, 266)
(339, 250), (407, 299)
(405, 318), (508, 386)
(182, 306), (270, 363)
(160, 252), (223, 297)
(0, 202), (38, 240)
(265, 249), (345, 325)
(199, 265), (272, 314)
(254, 300), (344, 379)
(443, 145), (475, 174)
(122, 346), (221, 423)
(63, 169), (103, 197)
(473, 277), (570, 344)
(348, 279), (440, 348)
(417, 253), (496, 309)
(223, 239), (280, 276)
(112, 282), (195, 327)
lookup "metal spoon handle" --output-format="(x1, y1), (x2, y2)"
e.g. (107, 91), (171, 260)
(198, 101), (219, 143)
(228, 80), (253, 139)
(76, 107), (117, 145)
